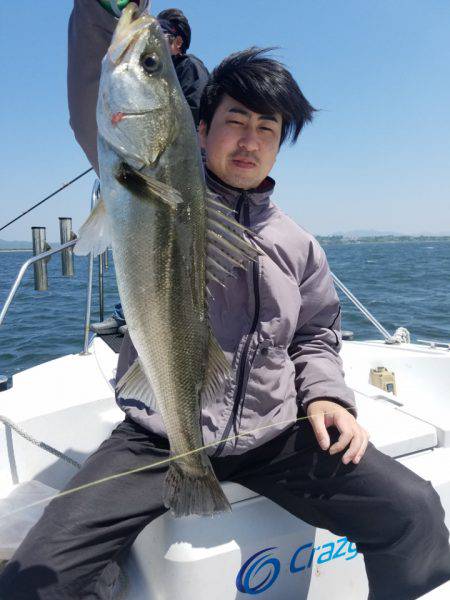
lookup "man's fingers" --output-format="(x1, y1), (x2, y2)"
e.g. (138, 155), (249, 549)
(329, 429), (353, 455)
(351, 431), (370, 465)
(309, 411), (331, 450)
(307, 401), (370, 461)
(329, 410), (359, 457)
(341, 432), (364, 464)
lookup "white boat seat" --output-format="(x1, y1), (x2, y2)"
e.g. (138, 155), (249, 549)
(0, 480), (58, 560)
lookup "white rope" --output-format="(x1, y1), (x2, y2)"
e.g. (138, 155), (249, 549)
(0, 415), (81, 471)
(388, 327), (411, 345)
(0, 407), (355, 522)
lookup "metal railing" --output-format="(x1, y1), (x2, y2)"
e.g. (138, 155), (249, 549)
(1, 179), (405, 352)
(81, 180), (100, 355)
(416, 339), (450, 350)
(0, 181), (103, 357)
(0, 240), (77, 327)
(331, 273), (393, 342)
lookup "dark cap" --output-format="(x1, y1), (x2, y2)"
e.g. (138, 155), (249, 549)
(157, 18), (178, 36)
(158, 18), (188, 49)
(157, 8), (191, 52)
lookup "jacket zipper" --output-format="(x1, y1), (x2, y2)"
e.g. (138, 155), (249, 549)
(213, 194), (260, 457)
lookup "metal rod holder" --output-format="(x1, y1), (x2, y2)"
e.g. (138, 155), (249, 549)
(0, 240), (76, 327)
(59, 217), (74, 277)
(31, 227), (49, 291)
(98, 253), (104, 322)
(81, 180), (101, 355)
(331, 273), (392, 341)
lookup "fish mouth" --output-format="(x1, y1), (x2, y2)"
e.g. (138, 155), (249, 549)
(98, 117), (148, 168)
(103, 108), (165, 168)
(110, 110), (153, 125)
(98, 97), (160, 167)
(108, 4), (156, 65)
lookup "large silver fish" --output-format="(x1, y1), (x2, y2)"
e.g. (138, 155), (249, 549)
(75, 5), (259, 517)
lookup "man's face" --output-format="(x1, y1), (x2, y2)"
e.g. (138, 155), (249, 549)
(199, 95), (282, 190)
(165, 34), (183, 56)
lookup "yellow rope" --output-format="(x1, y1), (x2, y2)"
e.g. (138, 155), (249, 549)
(0, 407), (351, 521)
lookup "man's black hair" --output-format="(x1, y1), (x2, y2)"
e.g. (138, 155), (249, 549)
(156, 8), (191, 53)
(200, 48), (316, 145)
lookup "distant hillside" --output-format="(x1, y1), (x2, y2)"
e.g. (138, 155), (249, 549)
(2, 233), (450, 252)
(328, 229), (450, 238)
(0, 239), (32, 250)
(317, 234), (450, 244)
(330, 229), (402, 238)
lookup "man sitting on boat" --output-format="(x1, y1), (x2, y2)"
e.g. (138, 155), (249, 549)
(0, 1), (449, 599)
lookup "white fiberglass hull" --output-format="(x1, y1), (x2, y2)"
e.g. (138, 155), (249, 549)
(0, 337), (449, 598)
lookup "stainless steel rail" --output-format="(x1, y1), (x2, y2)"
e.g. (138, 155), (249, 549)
(0, 180), (101, 357)
(0, 240), (77, 327)
(417, 339), (450, 350)
(331, 273), (393, 342)
(98, 254), (104, 323)
(81, 180), (101, 355)
(0, 181), (402, 350)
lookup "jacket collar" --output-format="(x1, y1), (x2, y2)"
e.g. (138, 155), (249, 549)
(172, 54), (187, 67)
(205, 167), (275, 213)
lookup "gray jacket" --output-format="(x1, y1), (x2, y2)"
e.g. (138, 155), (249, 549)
(68, 0), (356, 457)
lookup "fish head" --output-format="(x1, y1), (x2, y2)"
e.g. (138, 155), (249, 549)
(97, 4), (181, 168)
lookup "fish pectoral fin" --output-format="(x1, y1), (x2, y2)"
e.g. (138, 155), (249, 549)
(115, 358), (158, 412)
(116, 163), (183, 210)
(74, 197), (111, 257)
(205, 190), (263, 289)
(201, 330), (231, 409)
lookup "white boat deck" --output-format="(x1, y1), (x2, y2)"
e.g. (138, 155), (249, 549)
(1, 336), (449, 598)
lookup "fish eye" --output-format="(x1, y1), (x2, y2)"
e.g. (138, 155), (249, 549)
(141, 53), (160, 74)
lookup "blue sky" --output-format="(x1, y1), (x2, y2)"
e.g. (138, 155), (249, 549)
(1, 0), (449, 242)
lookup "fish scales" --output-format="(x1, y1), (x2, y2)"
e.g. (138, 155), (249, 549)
(75, 4), (259, 516)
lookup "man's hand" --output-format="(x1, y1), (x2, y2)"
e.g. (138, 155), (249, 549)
(307, 400), (369, 465)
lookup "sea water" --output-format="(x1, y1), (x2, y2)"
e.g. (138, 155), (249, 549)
(0, 241), (449, 377)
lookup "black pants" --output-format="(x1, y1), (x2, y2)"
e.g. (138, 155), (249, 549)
(1, 417), (449, 600)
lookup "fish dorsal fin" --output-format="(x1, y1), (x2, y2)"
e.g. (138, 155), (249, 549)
(116, 163), (183, 210)
(205, 191), (263, 289)
(74, 196), (111, 257)
(115, 358), (158, 412)
(201, 329), (231, 409)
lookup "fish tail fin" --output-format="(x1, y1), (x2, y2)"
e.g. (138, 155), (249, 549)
(163, 461), (231, 518)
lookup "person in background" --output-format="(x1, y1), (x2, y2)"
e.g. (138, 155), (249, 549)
(90, 2), (209, 336)
(157, 7), (209, 127)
